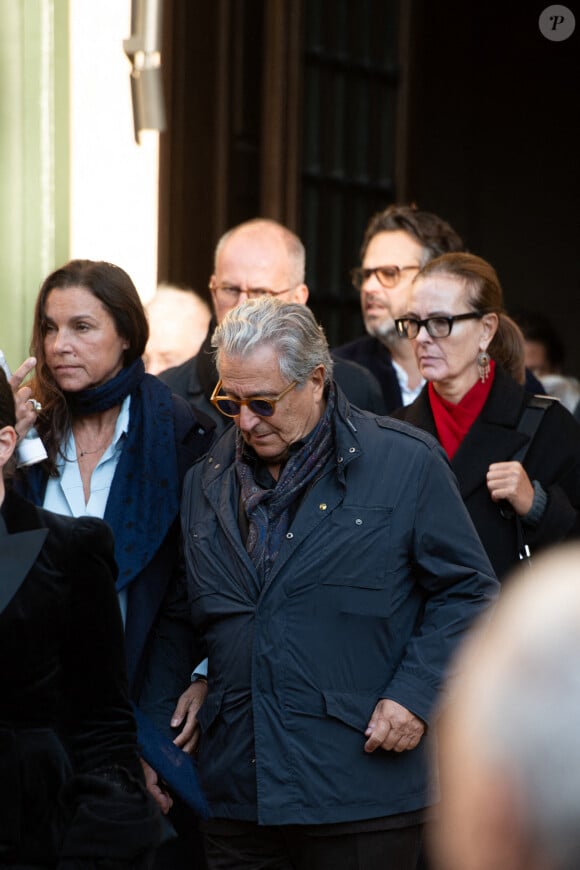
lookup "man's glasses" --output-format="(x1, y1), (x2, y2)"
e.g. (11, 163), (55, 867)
(210, 282), (295, 301)
(394, 312), (485, 340)
(350, 265), (420, 291)
(210, 379), (298, 418)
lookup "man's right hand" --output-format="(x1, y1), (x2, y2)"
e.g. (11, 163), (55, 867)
(171, 680), (208, 753)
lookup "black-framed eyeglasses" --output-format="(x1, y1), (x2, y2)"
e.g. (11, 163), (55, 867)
(394, 312), (485, 339)
(210, 379), (298, 418)
(210, 282), (295, 301)
(350, 265), (420, 291)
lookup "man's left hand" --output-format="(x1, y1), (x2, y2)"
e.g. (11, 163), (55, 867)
(364, 699), (425, 753)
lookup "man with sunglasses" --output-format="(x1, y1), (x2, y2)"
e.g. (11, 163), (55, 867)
(169, 297), (498, 869)
(334, 204), (465, 412)
(159, 219), (385, 428)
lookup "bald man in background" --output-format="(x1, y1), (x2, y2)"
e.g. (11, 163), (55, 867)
(160, 218), (386, 427)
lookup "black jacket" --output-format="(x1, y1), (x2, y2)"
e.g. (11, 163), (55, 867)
(395, 366), (580, 579)
(333, 335), (404, 412)
(0, 490), (161, 866)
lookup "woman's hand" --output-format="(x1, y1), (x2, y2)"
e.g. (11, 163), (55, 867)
(140, 758), (173, 814)
(487, 461), (535, 516)
(10, 357), (39, 441)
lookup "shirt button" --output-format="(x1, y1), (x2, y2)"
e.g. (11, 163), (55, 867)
(355, 518), (363, 526)
(319, 503), (327, 511)
(349, 447), (356, 453)
(286, 532), (294, 539)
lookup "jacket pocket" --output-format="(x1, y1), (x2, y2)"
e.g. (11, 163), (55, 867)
(197, 688), (225, 733)
(322, 690), (379, 734)
(320, 506), (393, 586)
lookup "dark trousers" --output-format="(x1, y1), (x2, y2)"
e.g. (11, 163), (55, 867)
(203, 821), (422, 870)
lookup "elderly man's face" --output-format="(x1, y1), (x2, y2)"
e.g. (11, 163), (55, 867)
(218, 344), (325, 473)
(360, 230), (423, 339)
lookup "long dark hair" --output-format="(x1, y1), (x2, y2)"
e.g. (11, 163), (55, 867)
(29, 260), (149, 472)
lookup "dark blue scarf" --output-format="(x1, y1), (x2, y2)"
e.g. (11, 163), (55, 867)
(236, 384), (336, 587)
(23, 359), (179, 592)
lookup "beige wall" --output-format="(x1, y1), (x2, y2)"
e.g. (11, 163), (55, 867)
(0, 0), (160, 369)
(0, 0), (69, 365)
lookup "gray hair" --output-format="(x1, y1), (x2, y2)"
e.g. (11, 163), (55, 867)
(212, 297), (334, 386)
(456, 544), (580, 870)
(214, 218), (306, 287)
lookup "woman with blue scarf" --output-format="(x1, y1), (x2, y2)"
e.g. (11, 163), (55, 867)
(14, 260), (214, 866)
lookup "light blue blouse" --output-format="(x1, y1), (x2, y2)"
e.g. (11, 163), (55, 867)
(43, 396), (131, 623)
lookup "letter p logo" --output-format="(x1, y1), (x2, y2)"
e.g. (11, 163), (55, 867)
(539, 5), (576, 40)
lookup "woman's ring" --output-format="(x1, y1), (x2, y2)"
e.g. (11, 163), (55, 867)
(26, 398), (42, 412)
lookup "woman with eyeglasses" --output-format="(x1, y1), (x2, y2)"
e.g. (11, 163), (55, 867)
(393, 252), (580, 580)
(0, 367), (161, 867)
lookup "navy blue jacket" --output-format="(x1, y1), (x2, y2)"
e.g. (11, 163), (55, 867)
(180, 388), (498, 824)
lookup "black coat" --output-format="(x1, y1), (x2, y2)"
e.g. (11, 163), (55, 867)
(333, 335), (404, 412)
(0, 490), (160, 867)
(395, 367), (580, 579)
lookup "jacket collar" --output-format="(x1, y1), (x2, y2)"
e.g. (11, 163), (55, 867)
(1, 487), (45, 534)
(0, 489), (48, 614)
(201, 382), (363, 489)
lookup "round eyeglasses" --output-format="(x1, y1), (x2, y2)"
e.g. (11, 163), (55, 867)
(210, 379), (298, 418)
(350, 264), (420, 291)
(210, 283), (296, 301)
(394, 312), (485, 339)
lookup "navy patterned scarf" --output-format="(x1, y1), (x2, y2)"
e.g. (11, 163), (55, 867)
(236, 384), (336, 585)
(23, 359), (179, 591)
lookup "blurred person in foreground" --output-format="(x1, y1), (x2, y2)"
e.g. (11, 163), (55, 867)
(160, 218), (386, 428)
(394, 252), (580, 581)
(160, 297), (498, 869)
(433, 542), (580, 870)
(0, 368), (161, 868)
(144, 284), (211, 375)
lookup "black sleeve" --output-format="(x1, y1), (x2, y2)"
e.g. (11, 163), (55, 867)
(172, 393), (216, 479)
(58, 516), (162, 867)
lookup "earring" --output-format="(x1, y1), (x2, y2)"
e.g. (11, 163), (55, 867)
(477, 350), (490, 383)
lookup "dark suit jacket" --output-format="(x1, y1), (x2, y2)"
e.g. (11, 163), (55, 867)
(333, 335), (404, 413)
(394, 366), (580, 579)
(0, 489), (160, 865)
(160, 324), (388, 423)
